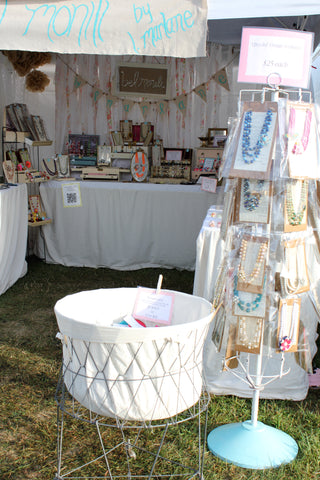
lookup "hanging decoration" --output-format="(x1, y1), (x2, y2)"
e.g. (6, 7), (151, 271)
(213, 67), (230, 92)
(194, 84), (207, 102)
(139, 101), (150, 118)
(58, 52), (238, 117)
(73, 75), (86, 92)
(175, 94), (188, 116)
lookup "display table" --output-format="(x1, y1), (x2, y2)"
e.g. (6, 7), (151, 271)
(194, 205), (320, 401)
(38, 181), (222, 270)
(0, 184), (28, 295)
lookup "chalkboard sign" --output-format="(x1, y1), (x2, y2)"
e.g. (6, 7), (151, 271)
(116, 63), (169, 98)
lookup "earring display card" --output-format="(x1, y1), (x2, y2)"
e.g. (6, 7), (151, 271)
(235, 316), (263, 354)
(286, 102), (319, 179)
(120, 120), (133, 142)
(229, 101), (278, 180)
(237, 235), (269, 294)
(235, 178), (272, 224)
(277, 297), (301, 353)
(281, 239), (309, 295)
(284, 179), (308, 232)
(2, 160), (15, 183)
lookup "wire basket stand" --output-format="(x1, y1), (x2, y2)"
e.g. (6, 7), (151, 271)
(53, 337), (211, 480)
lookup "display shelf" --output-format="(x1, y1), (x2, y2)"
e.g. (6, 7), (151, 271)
(24, 137), (53, 147)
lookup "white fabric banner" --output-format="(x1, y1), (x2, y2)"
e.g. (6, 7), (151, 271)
(0, 0), (207, 57)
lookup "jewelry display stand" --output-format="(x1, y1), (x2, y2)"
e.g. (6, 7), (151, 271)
(207, 86), (317, 469)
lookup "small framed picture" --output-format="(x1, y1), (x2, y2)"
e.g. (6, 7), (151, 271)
(32, 115), (48, 141)
(229, 101), (278, 180)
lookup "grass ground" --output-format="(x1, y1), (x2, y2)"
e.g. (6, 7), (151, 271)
(0, 256), (319, 480)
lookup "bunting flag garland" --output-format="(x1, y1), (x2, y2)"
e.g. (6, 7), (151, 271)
(59, 53), (238, 116)
(213, 67), (230, 91)
(175, 95), (188, 116)
(73, 74), (86, 92)
(194, 84), (207, 102)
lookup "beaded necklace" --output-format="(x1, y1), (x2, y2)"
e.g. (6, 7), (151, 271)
(233, 276), (264, 313)
(242, 179), (265, 211)
(42, 157), (57, 176)
(287, 107), (312, 155)
(238, 239), (268, 285)
(285, 180), (307, 226)
(241, 109), (273, 164)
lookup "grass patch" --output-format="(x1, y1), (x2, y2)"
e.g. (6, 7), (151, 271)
(0, 256), (319, 479)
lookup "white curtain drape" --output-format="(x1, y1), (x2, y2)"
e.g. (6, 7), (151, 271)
(55, 44), (243, 152)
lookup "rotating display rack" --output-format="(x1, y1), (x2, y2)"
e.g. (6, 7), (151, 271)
(207, 86), (319, 469)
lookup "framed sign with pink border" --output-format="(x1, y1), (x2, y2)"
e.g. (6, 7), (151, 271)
(238, 27), (314, 89)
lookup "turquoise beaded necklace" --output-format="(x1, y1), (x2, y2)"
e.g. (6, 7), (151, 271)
(241, 109), (273, 164)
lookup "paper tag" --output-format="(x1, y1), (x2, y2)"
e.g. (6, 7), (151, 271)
(201, 177), (217, 193)
(133, 287), (174, 325)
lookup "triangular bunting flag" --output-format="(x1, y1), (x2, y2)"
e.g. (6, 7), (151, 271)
(106, 95), (116, 112)
(122, 99), (135, 115)
(157, 100), (168, 116)
(175, 95), (188, 116)
(213, 67), (230, 91)
(139, 101), (150, 118)
(92, 87), (104, 103)
(194, 84), (207, 102)
(73, 75), (86, 91)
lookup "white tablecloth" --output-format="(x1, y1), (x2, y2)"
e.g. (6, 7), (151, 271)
(38, 181), (222, 270)
(0, 184), (28, 295)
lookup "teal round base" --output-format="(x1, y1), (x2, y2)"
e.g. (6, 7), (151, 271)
(207, 420), (298, 469)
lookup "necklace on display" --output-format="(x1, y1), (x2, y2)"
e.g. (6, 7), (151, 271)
(284, 242), (306, 294)
(238, 239), (268, 284)
(58, 156), (69, 176)
(42, 157), (57, 176)
(238, 316), (262, 350)
(243, 179), (265, 211)
(278, 300), (299, 351)
(233, 276), (264, 313)
(285, 180), (307, 226)
(241, 109), (273, 164)
(287, 107), (312, 155)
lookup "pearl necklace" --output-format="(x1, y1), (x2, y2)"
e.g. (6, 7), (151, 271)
(238, 239), (268, 285)
(238, 316), (263, 350)
(285, 180), (307, 226)
(233, 276), (264, 313)
(287, 107), (312, 155)
(284, 242), (307, 295)
(242, 179), (265, 211)
(241, 109), (273, 164)
(42, 157), (57, 176)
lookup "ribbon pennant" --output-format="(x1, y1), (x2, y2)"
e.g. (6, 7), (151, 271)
(213, 67), (230, 91)
(157, 100), (168, 116)
(92, 87), (104, 103)
(122, 99), (135, 115)
(139, 101), (150, 118)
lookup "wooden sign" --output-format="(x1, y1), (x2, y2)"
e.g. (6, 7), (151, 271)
(116, 63), (169, 98)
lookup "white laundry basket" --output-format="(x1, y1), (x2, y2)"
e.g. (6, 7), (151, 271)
(54, 288), (213, 422)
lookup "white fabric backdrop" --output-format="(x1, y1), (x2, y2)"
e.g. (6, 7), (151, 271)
(55, 44), (242, 154)
(0, 184), (28, 295)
